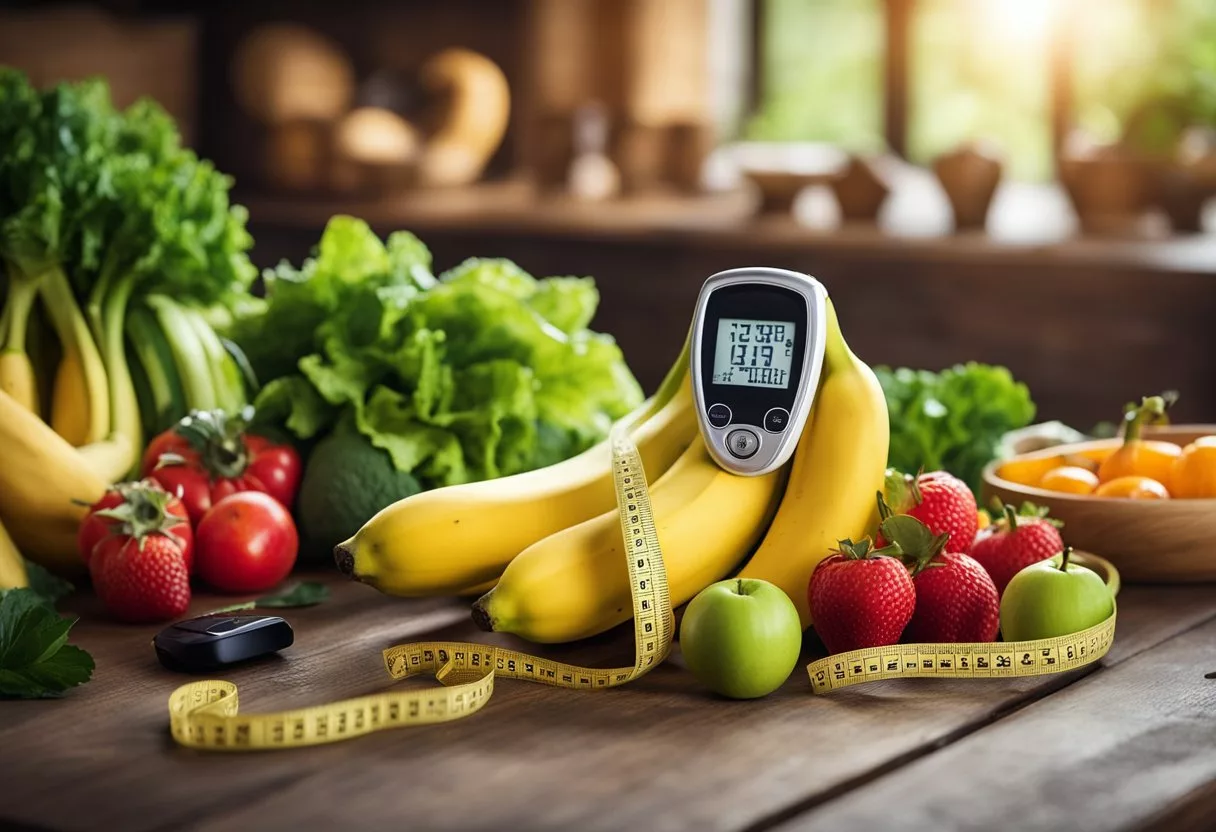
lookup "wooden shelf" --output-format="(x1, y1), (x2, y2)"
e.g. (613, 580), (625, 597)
(239, 176), (1216, 276)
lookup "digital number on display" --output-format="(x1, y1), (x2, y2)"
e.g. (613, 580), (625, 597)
(711, 318), (796, 389)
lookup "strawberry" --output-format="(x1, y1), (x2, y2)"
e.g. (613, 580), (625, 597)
(969, 501), (1065, 596)
(881, 514), (999, 643)
(92, 536), (191, 623)
(808, 538), (916, 655)
(87, 485), (193, 624)
(79, 479), (193, 571)
(876, 469), (978, 555)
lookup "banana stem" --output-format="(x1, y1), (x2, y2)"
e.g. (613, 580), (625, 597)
(86, 251), (121, 350)
(822, 299), (853, 373)
(146, 294), (217, 410)
(101, 272), (143, 461)
(1, 271), (39, 352)
(37, 263), (111, 441)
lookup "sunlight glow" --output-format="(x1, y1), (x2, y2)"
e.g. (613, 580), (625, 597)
(982, 0), (1057, 43)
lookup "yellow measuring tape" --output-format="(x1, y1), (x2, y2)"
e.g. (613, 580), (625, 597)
(807, 607), (1116, 694)
(168, 431), (1118, 750)
(168, 428), (674, 750)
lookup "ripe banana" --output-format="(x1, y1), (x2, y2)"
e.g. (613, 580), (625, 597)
(0, 349), (38, 414)
(736, 297), (890, 628)
(1, 269), (41, 413)
(340, 374), (698, 596)
(0, 387), (107, 574)
(337, 340), (696, 596)
(40, 268), (111, 446)
(473, 435), (786, 643)
(0, 516), (30, 590)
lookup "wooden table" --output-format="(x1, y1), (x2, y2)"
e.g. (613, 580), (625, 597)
(3, 572), (1215, 832)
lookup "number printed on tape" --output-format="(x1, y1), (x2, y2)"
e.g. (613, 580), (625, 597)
(805, 609), (1116, 694)
(166, 421), (1117, 751)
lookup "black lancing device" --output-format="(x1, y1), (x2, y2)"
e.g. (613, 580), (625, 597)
(153, 614), (294, 672)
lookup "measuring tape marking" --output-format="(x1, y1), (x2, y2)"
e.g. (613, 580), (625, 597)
(168, 429), (674, 751)
(806, 606), (1116, 694)
(167, 424), (1120, 749)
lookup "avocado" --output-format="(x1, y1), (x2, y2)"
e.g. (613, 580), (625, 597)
(297, 426), (422, 563)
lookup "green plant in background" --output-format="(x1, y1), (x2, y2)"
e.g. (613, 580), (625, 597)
(1074, 0), (1216, 154)
(876, 362), (1036, 496)
(744, 0), (886, 152)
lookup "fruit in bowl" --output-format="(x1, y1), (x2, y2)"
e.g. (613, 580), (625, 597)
(998, 393), (1216, 501)
(1093, 476), (1170, 500)
(982, 414), (1216, 582)
(1170, 436), (1216, 498)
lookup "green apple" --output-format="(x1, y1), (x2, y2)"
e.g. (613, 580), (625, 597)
(1000, 547), (1114, 641)
(679, 578), (802, 699)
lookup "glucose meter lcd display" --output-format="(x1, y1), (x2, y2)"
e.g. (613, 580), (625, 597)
(711, 317), (796, 389)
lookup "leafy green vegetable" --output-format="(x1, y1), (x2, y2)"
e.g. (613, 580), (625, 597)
(0, 70), (255, 463)
(233, 216), (642, 490)
(875, 362), (1036, 495)
(0, 585), (94, 699)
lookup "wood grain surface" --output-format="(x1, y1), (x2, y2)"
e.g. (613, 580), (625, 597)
(776, 617), (1216, 832)
(1, 574), (1215, 832)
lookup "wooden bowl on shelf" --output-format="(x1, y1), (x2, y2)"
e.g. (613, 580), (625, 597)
(981, 425), (1216, 583)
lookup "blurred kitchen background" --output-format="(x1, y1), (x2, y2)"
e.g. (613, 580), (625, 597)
(3, 0), (1214, 426)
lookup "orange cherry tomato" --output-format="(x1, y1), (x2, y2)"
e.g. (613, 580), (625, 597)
(1097, 394), (1181, 484)
(1169, 436), (1216, 499)
(1097, 440), (1181, 485)
(1039, 465), (1099, 495)
(1093, 475), (1171, 500)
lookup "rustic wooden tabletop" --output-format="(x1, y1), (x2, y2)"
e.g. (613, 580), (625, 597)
(3, 571), (1214, 832)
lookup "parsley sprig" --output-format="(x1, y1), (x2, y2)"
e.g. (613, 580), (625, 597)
(0, 563), (95, 699)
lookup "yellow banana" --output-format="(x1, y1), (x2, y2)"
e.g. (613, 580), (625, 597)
(0, 516), (30, 590)
(455, 578), (497, 598)
(0, 350), (38, 414)
(40, 270), (110, 446)
(338, 369), (698, 596)
(736, 297), (890, 629)
(472, 435), (786, 643)
(1, 268), (41, 414)
(0, 387), (107, 575)
(76, 432), (138, 483)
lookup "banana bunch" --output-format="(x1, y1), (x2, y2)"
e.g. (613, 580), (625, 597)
(0, 289), (248, 574)
(0, 387), (107, 575)
(341, 294), (889, 641)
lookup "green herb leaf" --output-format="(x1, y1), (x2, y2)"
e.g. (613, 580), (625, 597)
(22, 560), (75, 606)
(0, 589), (95, 699)
(254, 581), (330, 608)
(201, 581), (331, 616)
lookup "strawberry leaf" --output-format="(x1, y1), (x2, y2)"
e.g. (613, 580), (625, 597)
(833, 537), (903, 560)
(882, 469), (917, 513)
(879, 514), (950, 574)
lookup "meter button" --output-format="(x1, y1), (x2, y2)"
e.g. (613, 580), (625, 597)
(725, 428), (759, 459)
(763, 407), (790, 433)
(707, 403), (732, 428)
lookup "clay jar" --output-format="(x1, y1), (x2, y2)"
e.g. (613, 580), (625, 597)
(933, 142), (1004, 231)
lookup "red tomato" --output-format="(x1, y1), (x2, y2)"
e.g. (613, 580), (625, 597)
(141, 410), (302, 526)
(195, 491), (298, 593)
(77, 480), (193, 571)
